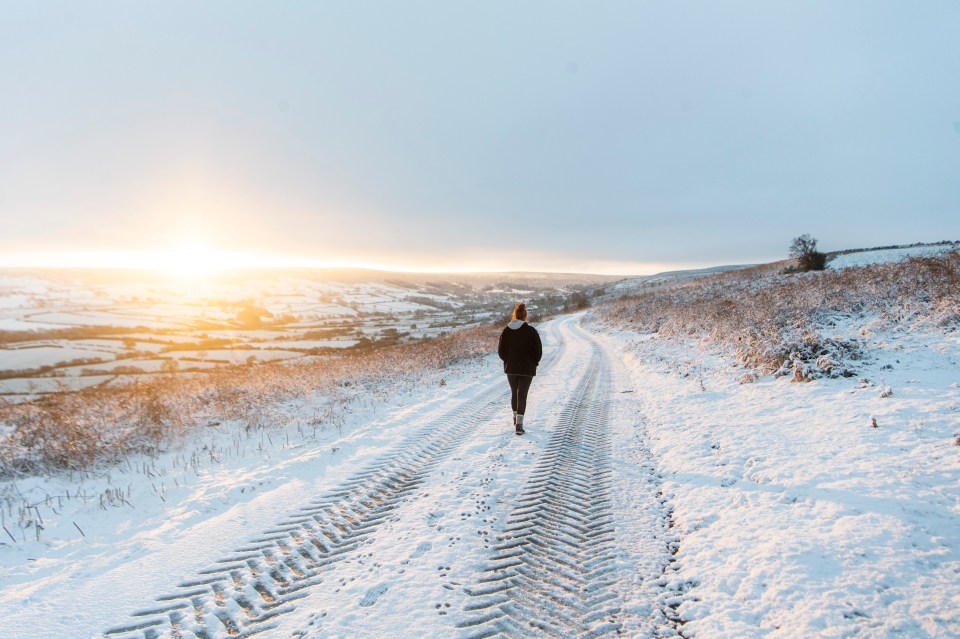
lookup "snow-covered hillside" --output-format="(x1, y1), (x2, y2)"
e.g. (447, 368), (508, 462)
(2, 248), (959, 638)
(829, 243), (959, 269)
(1, 308), (957, 638)
(601, 264), (752, 300)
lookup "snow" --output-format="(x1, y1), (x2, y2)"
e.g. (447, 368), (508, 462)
(0, 375), (114, 396)
(70, 339), (170, 354)
(0, 269), (605, 403)
(0, 295), (32, 309)
(199, 329), (301, 341)
(353, 300), (435, 313)
(604, 265), (752, 299)
(120, 334), (206, 344)
(22, 312), (186, 329)
(162, 348), (305, 363)
(265, 339), (358, 349)
(829, 244), (957, 269)
(0, 318), (73, 331)
(1, 311), (957, 638)
(53, 358), (179, 374)
(0, 346), (113, 371)
(590, 316), (960, 637)
(1, 317), (646, 638)
(0, 276), (53, 295)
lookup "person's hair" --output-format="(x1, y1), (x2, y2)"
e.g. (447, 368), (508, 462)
(513, 302), (527, 321)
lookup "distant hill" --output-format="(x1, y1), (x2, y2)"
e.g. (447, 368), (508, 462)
(596, 263), (754, 301)
(0, 266), (621, 292)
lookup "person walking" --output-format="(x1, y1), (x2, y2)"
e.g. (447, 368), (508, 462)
(497, 302), (542, 435)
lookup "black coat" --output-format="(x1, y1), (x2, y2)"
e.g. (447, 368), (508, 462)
(498, 321), (542, 376)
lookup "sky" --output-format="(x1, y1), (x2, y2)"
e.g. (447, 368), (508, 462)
(1, 1), (959, 275)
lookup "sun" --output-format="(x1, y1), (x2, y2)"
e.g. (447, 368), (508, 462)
(156, 243), (229, 278)
(141, 242), (279, 279)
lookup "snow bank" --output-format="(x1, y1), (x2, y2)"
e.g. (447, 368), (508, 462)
(592, 319), (960, 638)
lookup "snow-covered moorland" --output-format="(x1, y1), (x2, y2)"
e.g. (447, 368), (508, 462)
(601, 250), (960, 380)
(0, 250), (957, 639)
(592, 248), (960, 637)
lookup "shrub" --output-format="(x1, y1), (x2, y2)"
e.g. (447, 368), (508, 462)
(789, 234), (827, 272)
(569, 292), (591, 310)
(799, 250), (827, 272)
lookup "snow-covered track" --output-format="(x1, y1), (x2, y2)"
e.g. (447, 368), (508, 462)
(456, 340), (623, 638)
(102, 400), (503, 638)
(100, 396), (511, 637)
(101, 329), (568, 639)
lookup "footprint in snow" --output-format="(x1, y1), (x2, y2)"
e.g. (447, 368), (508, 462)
(410, 541), (432, 558)
(359, 582), (390, 607)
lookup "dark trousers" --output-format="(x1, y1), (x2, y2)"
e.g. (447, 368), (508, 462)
(507, 374), (533, 415)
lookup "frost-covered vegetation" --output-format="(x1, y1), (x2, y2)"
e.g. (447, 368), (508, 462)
(0, 324), (496, 475)
(598, 249), (960, 381)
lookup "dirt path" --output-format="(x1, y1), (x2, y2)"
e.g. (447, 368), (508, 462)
(101, 315), (678, 639)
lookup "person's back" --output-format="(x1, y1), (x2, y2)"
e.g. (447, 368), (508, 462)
(498, 319), (541, 376)
(497, 303), (542, 434)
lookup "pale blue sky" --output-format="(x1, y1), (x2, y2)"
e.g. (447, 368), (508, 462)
(1, 1), (958, 274)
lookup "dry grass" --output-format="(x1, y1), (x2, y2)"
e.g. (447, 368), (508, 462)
(598, 250), (960, 379)
(0, 324), (497, 475)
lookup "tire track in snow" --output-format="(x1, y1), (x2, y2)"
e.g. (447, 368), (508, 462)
(100, 323), (568, 639)
(587, 320), (691, 638)
(454, 318), (683, 638)
(455, 329), (626, 638)
(277, 317), (592, 637)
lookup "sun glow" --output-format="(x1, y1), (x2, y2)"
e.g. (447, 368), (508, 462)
(0, 244), (298, 275)
(0, 244), (674, 277)
(153, 243), (246, 278)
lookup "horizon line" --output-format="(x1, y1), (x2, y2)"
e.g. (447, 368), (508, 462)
(0, 249), (714, 278)
(0, 262), (649, 278)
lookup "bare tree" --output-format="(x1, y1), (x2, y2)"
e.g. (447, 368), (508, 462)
(789, 234), (827, 271)
(789, 234), (818, 258)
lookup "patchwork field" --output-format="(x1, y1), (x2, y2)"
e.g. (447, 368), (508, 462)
(0, 268), (614, 401)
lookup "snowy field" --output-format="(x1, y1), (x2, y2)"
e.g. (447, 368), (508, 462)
(0, 345), (112, 370)
(829, 244), (958, 269)
(1, 310), (957, 638)
(0, 375), (113, 395)
(0, 318), (70, 331)
(0, 269), (607, 401)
